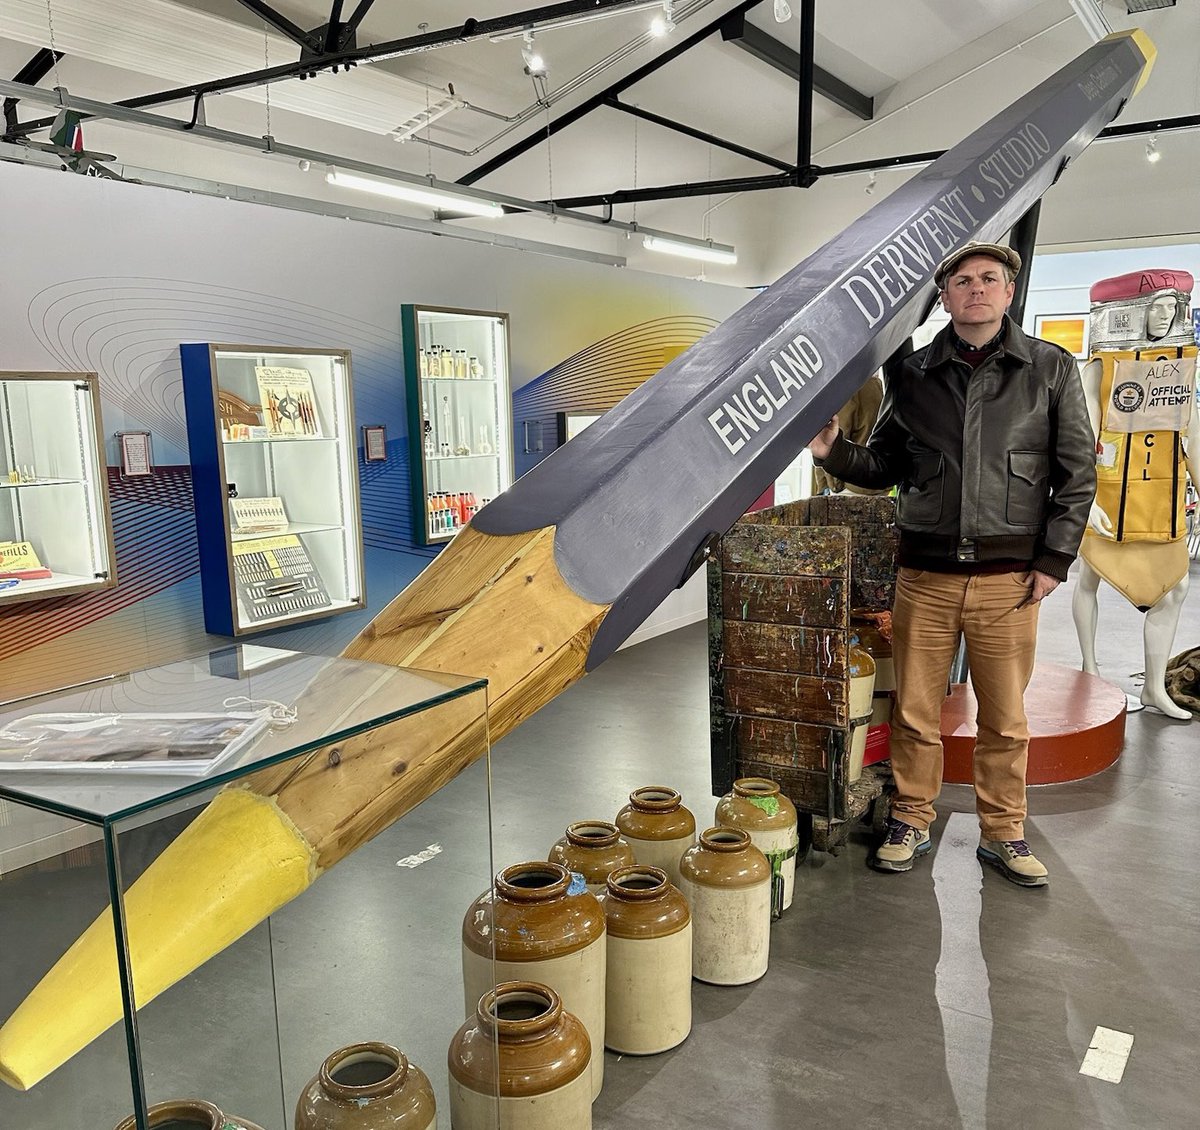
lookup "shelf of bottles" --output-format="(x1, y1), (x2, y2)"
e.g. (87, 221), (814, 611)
(0, 371), (116, 604)
(403, 305), (514, 546)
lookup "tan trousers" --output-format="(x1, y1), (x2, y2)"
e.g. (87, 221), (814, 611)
(889, 567), (1039, 841)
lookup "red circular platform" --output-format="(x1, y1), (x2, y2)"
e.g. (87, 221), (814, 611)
(940, 663), (1126, 785)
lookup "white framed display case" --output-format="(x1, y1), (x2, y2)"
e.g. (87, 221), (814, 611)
(180, 344), (365, 637)
(0, 371), (116, 604)
(402, 306), (514, 546)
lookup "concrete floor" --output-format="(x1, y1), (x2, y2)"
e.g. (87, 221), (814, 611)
(1, 559), (1198, 1128)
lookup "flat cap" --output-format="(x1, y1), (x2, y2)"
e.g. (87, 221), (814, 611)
(934, 241), (1022, 288)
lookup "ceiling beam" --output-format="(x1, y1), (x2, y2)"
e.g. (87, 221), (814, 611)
(3, 48), (63, 137)
(720, 11), (873, 121)
(458, 0), (768, 186)
(795, 0), (815, 177)
(10, 0), (666, 138)
(344, 0), (380, 40)
(232, 0), (323, 53)
(604, 97), (794, 172)
(547, 170), (796, 208)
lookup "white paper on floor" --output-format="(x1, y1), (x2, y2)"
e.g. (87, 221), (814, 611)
(1079, 1025), (1134, 1084)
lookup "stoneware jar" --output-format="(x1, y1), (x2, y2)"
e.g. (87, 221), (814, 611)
(614, 786), (696, 890)
(294, 1041), (436, 1129)
(678, 827), (772, 986)
(113, 1099), (265, 1130)
(548, 820), (636, 894)
(851, 608), (895, 725)
(714, 777), (800, 916)
(449, 980), (592, 1130)
(461, 861), (606, 1099)
(848, 635), (877, 783)
(597, 865), (692, 1055)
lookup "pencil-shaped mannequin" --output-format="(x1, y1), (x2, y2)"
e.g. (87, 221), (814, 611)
(0, 30), (1156, 1091)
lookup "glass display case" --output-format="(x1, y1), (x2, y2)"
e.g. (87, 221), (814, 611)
(0, 371), (115, 603)
(0, 645), (496, 1130)
(180, 345), (365, 636)
(402, 306), (514, 545)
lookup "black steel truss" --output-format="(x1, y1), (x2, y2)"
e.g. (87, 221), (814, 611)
(8, 0), (663, 138)
(3, 48), (63, 138)
(720, 8), (873, 121)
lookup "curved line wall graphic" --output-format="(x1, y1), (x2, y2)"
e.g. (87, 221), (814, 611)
(0, 278), (426, 685)
(513, 315), (718, 478)
(1, 276), (725, 692)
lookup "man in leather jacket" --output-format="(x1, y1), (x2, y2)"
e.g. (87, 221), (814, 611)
(809, 242), (1095, 887)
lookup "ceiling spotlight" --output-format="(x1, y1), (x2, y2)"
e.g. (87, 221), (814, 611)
(649, 14), (674, 36)
(774, 0), (793, 22)
(865, 171), (877, 196)
(1146, 135), (1161, 163)
(521, 31), (548, 77)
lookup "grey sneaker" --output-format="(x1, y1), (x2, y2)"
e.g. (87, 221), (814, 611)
(977, 837), (1048, 887)
(872, 818), (932, 872)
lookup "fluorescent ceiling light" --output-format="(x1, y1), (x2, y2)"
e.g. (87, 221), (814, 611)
(491, 0), (669, 40)
(325, 169), (505, 218)
(1126, 0), (1175, 12)
(643, 235), (737, 265)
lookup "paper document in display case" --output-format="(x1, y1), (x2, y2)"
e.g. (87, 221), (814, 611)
(232, 533), (332, 622)
(255, 366), (322, 437)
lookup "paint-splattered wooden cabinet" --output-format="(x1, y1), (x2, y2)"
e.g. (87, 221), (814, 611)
(708, 495), (898, 852)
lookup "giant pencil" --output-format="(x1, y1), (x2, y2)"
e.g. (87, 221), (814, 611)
(0, 30), (1154, 1090)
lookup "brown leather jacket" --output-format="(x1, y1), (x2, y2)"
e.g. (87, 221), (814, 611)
(816, 317), (1095, 580)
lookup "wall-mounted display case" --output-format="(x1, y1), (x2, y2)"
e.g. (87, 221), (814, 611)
(402, 306), (514, 545)
(0, 371), (116, 604)
(180, 345), (365, 637)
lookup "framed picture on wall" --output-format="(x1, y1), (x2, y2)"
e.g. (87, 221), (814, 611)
(1034, 314), (1089, 359)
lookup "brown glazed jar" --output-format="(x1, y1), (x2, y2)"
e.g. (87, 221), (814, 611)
(113, 1099), (265, 1130)
(597, 866), (692, 1055)
(679, 827), (772, 986)
(448, 981), (592, 1130)
(293, 1041), (436, 1129)
(614, 786), (696, 890)
(548, 821), (636, 894)
(714, 777), (800, 916)
(461, 862), (606, 1099)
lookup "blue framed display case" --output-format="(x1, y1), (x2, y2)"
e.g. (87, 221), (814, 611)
(180, 344), (365, 636)
(401, 306), (513, 546)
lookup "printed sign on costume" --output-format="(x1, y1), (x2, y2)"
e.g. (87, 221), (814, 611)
(1103, 357), (1196, 433)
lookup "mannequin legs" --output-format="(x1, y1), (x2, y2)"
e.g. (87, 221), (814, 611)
(1073, 558), (1192, 718)
(1072, 560), (1102, 676)
(1141, 573), (1191, 718)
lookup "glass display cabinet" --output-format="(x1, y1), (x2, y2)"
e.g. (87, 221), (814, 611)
(180, 345), (365, 636)
(0, 371), (115, 604)
(402, 306), (514, 546)
(0, 645), (496, 1130)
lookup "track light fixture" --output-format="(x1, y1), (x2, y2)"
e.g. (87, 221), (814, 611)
(865, 171), (877, 196)
(521, 32), (548, 77)
(774, 0), (793, 23)
(643, 234), (738, 265)
(1145, 134), (1161, 163)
